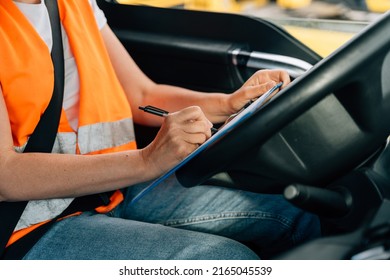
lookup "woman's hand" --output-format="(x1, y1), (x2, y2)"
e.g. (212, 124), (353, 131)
(224, 69), (291, 116)
(140, 106), (213, 177)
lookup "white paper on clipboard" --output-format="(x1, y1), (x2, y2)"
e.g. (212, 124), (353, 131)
(129, 82), (283, 204)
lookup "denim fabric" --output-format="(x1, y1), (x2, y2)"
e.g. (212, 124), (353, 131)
(23, 175), (320, 260)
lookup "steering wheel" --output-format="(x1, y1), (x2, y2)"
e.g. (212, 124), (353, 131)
(175, 11), (390, 190)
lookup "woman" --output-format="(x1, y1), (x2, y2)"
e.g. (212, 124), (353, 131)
(0, 0), (321, 259)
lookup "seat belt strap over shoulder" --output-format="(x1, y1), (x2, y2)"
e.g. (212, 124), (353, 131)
(26, 0), (65, 155)
(0, 0), (64, 258)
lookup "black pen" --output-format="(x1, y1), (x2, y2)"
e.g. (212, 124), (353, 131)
(139, 105), (218, 134)
(139, 105), (169, 117)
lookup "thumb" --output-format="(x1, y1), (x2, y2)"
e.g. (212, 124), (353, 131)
(248, 81), (277, 100)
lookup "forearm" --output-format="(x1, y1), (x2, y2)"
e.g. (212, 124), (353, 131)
(139, 84), (231, 125)
(140, 68), (292, 125)
(0, 149), (153, 202)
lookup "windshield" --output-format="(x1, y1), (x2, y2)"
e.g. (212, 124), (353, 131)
(115, 0), (388, 57)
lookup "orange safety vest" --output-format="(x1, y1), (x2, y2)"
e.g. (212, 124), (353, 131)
(0, 0), (137, 245)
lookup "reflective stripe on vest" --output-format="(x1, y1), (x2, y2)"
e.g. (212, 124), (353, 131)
(14, 118), (136, 155)
(78, 118), (135, 155)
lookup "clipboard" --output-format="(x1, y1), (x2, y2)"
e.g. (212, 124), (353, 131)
(130, 82), (283, 204)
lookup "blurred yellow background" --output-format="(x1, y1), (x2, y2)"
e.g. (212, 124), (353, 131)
(115, 0), (387, 57)
(117, 0), (390, 12)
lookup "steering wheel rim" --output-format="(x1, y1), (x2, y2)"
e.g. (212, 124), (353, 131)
(175, 12), (390, 188)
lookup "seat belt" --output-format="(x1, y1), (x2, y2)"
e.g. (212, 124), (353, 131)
(0, 0), (65, 258)
(1, 0), (112, 260)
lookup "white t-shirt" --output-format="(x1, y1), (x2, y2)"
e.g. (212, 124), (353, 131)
(13, 0), (107, 231)
(14, 0), (107, 131)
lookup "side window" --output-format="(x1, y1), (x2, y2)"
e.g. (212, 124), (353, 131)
(114, 0), (388, 57)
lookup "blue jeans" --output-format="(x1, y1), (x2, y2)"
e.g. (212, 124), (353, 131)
(23, 175), (321, 259)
